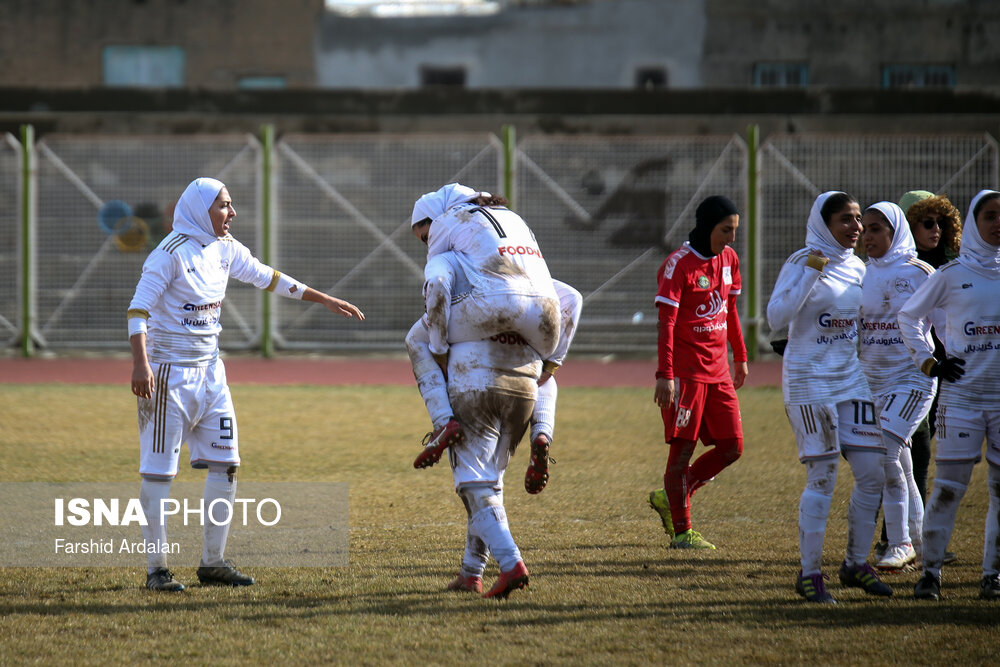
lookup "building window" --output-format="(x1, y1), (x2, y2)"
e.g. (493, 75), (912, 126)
(635, 67), (668, 90)
(420, 66), (466, 87)
(238, 76), (287, 90)
(752, 63), (808, 87)
(882, 65), (956, 88)
(103, 46), (185, 87)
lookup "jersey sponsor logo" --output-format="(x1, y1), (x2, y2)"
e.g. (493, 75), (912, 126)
(183, 301), (222, 312)
(722, 266), (732, 285)
(963, 321), (1000, 336)
(497, 245), (543, 258)
(489, 332), (528, 346)
(694, 290), (725, 320)
(818, 312), (855, 329)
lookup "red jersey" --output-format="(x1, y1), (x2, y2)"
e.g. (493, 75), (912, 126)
(655, 243), (747, 383)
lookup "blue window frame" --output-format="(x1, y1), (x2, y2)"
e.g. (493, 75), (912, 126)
(752, 63), (808, 87)
(882, 65), (956, 88)
(103, 46), (185, 87)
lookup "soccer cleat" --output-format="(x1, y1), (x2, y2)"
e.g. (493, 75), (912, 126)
(669, 529), (715, 550)
(979, 574), (1000, 600)
(876, 542), (917, 571)
(447, 573), (483, 594)
(872, 539), (888, 561)
(943, 551), (958, 565)
(483, 561), (529, 599)
(414, 418), (464, 469)
(196, 560), (255, 586)
(839, 561), (892, 597)
(914, 571), (941, 600)
(648, 489), (674, 538)
(145, 568), (185, 592)
(795, 571), (836, 604)
(524, 434), (553, 494)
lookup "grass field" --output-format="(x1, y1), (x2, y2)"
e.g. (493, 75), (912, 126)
(0, 383), (997, 665)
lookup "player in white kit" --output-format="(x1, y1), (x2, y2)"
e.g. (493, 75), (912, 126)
(767, 191), (892, 603)
(443, 335), (541, 599)
(408, 184), (562, 468)
(858, 202), (937, 571)
(899, 189), (1000, 601)
(128, 177), (364, 591)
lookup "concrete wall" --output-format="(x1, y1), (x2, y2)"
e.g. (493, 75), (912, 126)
(0, 0), (322, 88)
(316, 0), (705, 88)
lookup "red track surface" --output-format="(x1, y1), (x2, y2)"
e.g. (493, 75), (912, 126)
(0, 355), (782, 387)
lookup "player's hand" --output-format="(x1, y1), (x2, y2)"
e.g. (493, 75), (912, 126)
(654, 377), (675, 409)
(324, 296), (365, 321)
(537, 370), (553, 386)
(928, 356), (966, 383)
(131, 362), (155, 399)
(732, 361), (748, 389)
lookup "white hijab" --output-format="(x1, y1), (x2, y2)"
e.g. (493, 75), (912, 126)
(865, 201), (916, 266)
(410, 183), (483, 227)
(805, 191), (857, 264)
(958, 189), (1000, 277)
(173, 177), (225, 244)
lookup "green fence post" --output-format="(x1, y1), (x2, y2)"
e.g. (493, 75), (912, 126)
(19, 124), (35, 358)
(260, 124), (274, 359)
(502, 124), (516, 209)
(746, 124), (760, 361)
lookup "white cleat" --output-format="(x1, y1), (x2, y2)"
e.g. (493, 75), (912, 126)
(876, 542), (917, 571)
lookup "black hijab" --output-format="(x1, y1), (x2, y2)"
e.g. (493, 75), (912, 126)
(689, 195), (739, 257)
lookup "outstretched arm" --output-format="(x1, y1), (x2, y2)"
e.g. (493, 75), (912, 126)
(302, 287), (365, 320)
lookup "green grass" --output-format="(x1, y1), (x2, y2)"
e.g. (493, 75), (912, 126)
(0, 384), (997, 665)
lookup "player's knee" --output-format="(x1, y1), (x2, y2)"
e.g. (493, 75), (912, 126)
(459, 484), (502, 514)
(715, 438), (743, 465)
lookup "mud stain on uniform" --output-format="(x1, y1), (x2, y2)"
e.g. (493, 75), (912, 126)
(137, 397), (154, 432)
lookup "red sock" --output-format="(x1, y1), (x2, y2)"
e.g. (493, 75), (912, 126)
(688, 438), (742, 498)
(664, 439), (696, 534)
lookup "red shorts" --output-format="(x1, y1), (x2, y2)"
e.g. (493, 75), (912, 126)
(661, 378), (742, 444)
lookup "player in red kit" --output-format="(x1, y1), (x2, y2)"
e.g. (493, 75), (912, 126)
(648, 195), (748, 549)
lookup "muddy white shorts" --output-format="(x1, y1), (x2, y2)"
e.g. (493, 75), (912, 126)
(934, 404), (1000, 466)
(785, 399), (883, 462)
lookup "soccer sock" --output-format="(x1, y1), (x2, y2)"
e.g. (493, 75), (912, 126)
(469, 503), (522, 572)
(983, 464), (1000, 577)
(909, 422), (932, 504)
(202, 469), (236, 567)
(880, 433), (910, 547)
(845, 450), (883, 567)
(799, 460), (837, 575)
(688, 438), (742, 498)
(461, 527), (489, 579)
(139, 477), (172, 573)
(901, 446), (923, 555)
(530, 376), (558, 441)
(922, 461), (973, 575)
(665, 439), (697, 534)
(405, 321), (453, 429)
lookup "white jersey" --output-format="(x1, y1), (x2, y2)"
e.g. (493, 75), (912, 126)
(767, 249), (871, 405)
(898, 260), (1000, 410)
(859, 256), (937, 396)
(128, 232), (282, 366)
(426, 203), (557, 301)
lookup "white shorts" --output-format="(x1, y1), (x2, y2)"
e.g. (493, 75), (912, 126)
(428, 292), (561, 360)
(935, 404), (1000, 466)
(785, 399), (883, 462)
(448, 390), (534, 490)
(874, 388), (936, 443)
(138, 359), (239, 479)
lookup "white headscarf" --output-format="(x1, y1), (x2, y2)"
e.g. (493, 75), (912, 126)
(805, 191), (857, 264)
(172, 177), (225, 244)
(958, 189), (1000, 277)
(865, 201), (915, 266)
(410, 183), (483, 227)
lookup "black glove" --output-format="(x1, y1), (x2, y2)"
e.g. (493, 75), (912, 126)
(928, 357), (966, 383)
(770, 339), (788, 357)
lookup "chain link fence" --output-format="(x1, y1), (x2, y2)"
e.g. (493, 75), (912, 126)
(3, 130), (997, 356)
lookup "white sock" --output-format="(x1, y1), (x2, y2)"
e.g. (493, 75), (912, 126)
(461, 526), (489, 578)
(469, 504), (521, 572)
(530, 376), (558, 441)
(901, 446), (923, 555)
(983, 465), (1000, 577)
(881, 434), (910, 547)
(799, 488), (833, 576)
(845, 450), (883, 567)
(923, 479), (968, 576)
(139, 477), (172, 573)
(405, 322), (453, 428)
(202, 470), (236, 567)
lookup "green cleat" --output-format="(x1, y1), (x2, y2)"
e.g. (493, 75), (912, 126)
(670, 529), (716, 550)
(795, 571), (836, 604)
(648, 489), (674, 538)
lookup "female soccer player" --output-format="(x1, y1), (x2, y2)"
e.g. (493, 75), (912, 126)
(767, 191), (892, 603)
(858, 202), (936, 571)
(899, 189), (1000, 601)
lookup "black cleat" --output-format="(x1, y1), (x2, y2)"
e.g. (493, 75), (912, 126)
(914, 571), (941, 600)
(146, 568), (185, 592)
(979, 574), (1000, 600)
(839, 561), (892, 597)
(197, 560), (255, 586)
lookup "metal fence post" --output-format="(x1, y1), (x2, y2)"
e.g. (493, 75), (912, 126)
(502, 124), (516, 208)
(19, 124), (36, 358)
(746, 124), (760, 361)
(260, 124), (275, 358)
